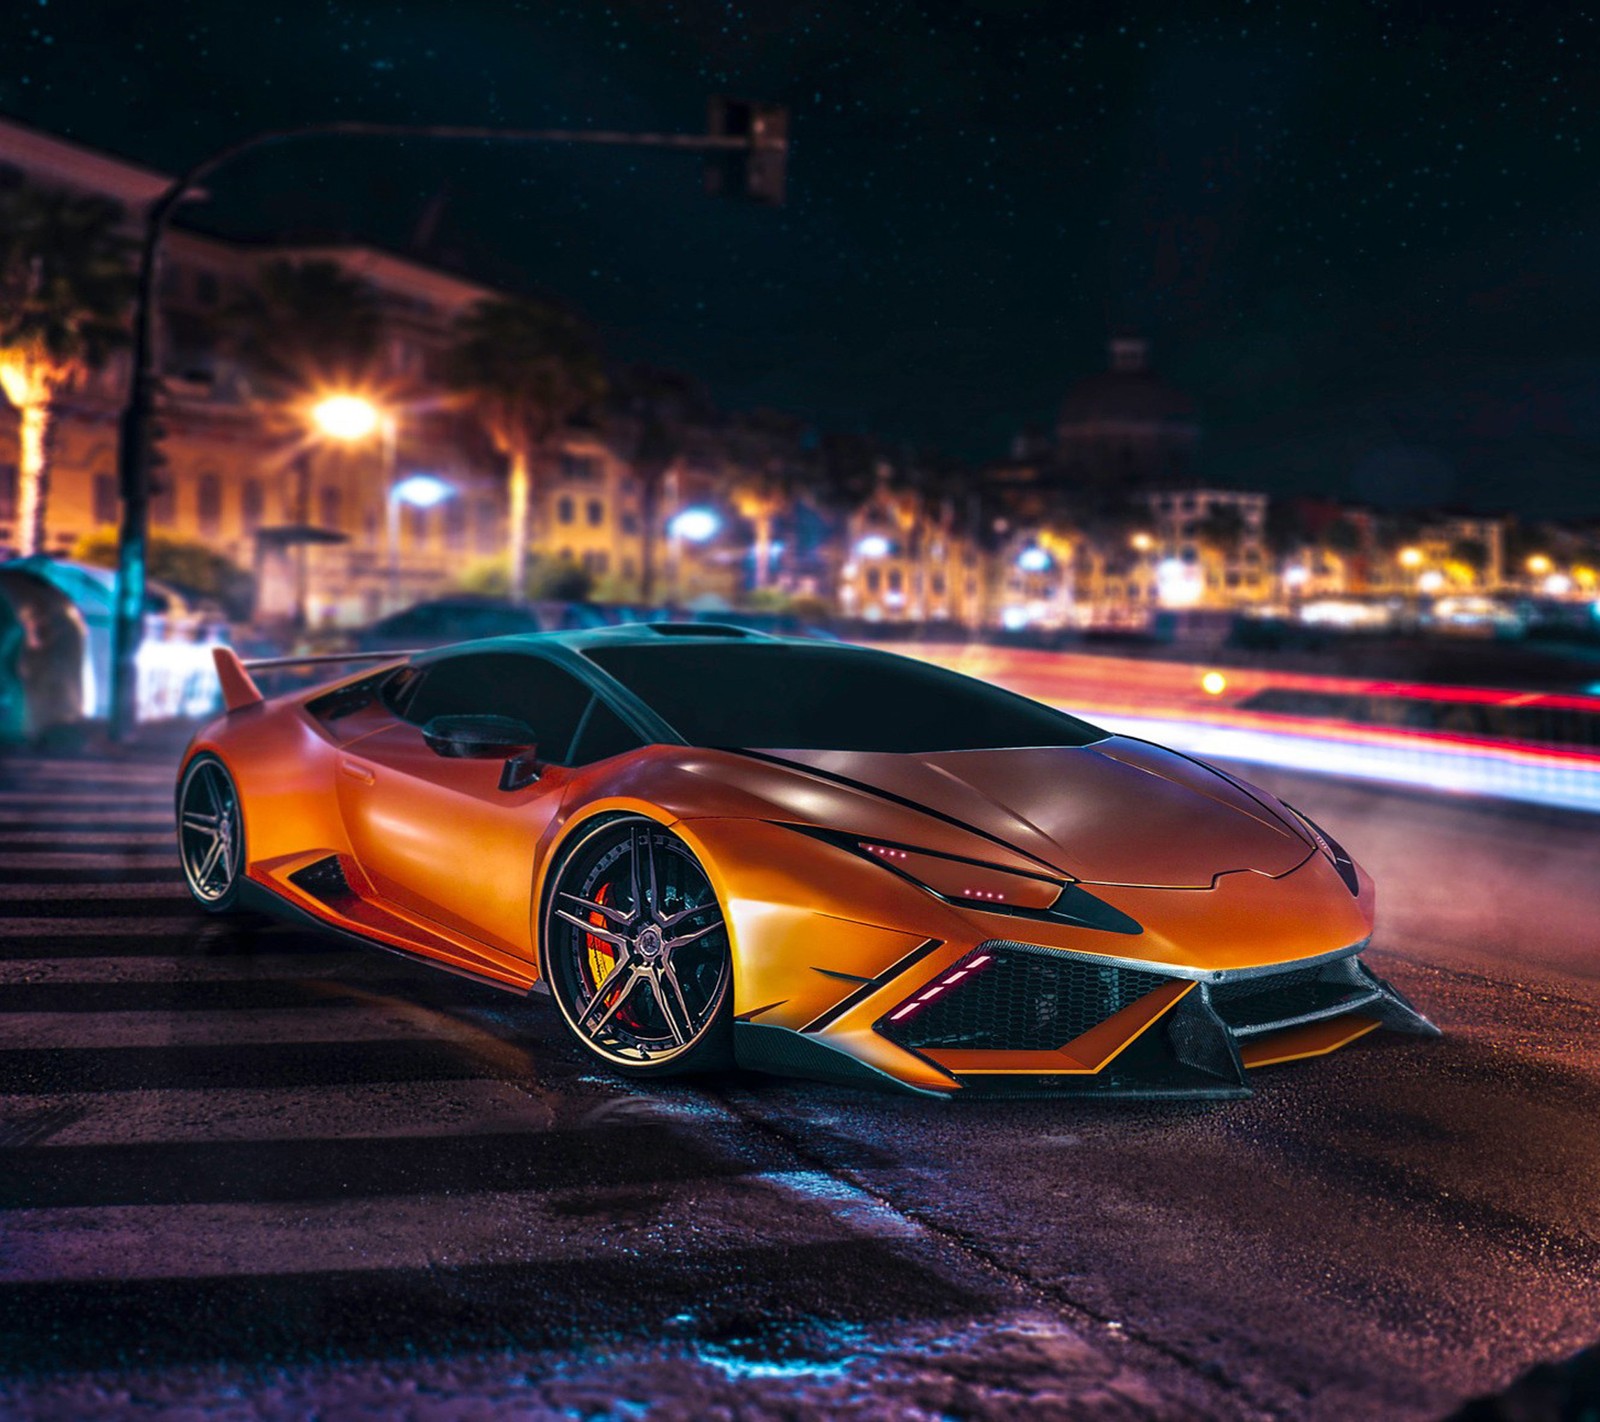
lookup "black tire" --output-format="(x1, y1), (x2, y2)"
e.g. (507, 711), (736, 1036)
(176, 754), (246, 915)
(541, 815), (732, 1077)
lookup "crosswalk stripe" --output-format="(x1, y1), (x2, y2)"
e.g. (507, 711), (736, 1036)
(0, 1005), (457, 1049)
(0, 916), (205, 938)
(0, 833), (177, 849)
(0, 881), (191, 902)
(0, 1079), (554, 1148)
(0, 950), (375, 983)
(0, 851), (177, 869)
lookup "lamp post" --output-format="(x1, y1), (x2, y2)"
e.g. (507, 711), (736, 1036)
(386, 473), (454, 612)
(309, 393), (402, 613)
(107, 111), (787, 740)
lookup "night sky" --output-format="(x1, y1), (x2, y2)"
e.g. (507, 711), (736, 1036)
(6, 2), (1600, 517)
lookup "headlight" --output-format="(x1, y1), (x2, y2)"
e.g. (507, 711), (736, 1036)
(854, 838), (1142, 935)
(1284, 805), (1361, 896)
(858, 840), (1064, 910)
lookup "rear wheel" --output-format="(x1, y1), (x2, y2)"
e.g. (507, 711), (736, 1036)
(176, 754), (245, 914)
(542, 816), (732, 1077)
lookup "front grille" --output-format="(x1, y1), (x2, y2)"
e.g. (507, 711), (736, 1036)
(1209, 959), (1372, 1036)
(878, 943), (1172, 1053)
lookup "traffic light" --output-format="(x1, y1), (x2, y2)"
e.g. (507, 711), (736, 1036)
(705, 98), (788, 206)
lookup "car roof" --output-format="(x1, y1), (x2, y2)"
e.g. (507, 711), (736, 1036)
(408, 621), (811, 665)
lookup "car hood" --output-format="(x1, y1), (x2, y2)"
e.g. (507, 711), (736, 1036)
(754, 737), (1315, 889)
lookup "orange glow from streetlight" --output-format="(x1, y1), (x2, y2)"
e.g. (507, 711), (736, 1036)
(1130, 531), (1155, 552)
(311, 393), (381, 441)
(1398, 546), (1424, 569)
(1525, 554), (1553, 577)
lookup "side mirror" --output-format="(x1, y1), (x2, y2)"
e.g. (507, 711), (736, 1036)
(421, 714), (537, 760)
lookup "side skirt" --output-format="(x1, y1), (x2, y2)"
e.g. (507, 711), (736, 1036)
(236, 880), (545, 999)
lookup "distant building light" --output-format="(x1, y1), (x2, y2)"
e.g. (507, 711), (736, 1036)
(1418, 570), (1445, 593)
(392, 474), (453, 508)
(670, 508), (721, 542)
(1526, 553), (1554, 576)
(1283, 566), (1309, 587)
(855, 534), (891, 559)
(1016, 546), (1052, 573)
(1398, 546), (1424, 569)
(1200, 671), (1228, 696)
(1000, 606), (1030, 631)
(1544, 573), (1573, 596)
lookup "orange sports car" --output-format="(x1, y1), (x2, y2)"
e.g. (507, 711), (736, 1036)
(177, 625), (1436, 1098)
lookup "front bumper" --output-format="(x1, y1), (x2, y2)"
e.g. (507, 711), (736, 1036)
(878, 940), (1437, 1097)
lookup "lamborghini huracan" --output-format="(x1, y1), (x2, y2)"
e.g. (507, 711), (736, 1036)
(177, 625), (1436, 1098)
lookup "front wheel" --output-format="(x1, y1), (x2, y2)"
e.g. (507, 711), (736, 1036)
(542, 816), (732, 1077)
(176, 754), (246, 914)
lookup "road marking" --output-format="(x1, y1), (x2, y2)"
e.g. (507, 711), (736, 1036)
(0, 832), (177, 848)
(0, 1079), (556, 1148)
(0, 881), (191, 901)
(0, 1005), (461, 1049)
(0, 852), (178, 870)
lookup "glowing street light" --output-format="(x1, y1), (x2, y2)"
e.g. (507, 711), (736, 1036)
(392, 474), (454, 508)
(1129, 531), (1155, 553)
(669, 507), (721, 543)
(1398, 546), (1424, 570)
(855, 534), (891, 559)
(1526, 553), (1554, 577)
(311, 393), (382, 442)
(1016, 546), (1052, 573)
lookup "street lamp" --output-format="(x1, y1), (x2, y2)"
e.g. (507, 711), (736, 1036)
(309, 392), (406, 611)
(1398, 546), (1424, 570)
(311, 394), (381, 442)
(668, 507), (721, 543)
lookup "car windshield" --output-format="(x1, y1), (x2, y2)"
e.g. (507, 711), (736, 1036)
(584, 642), (1107, 753)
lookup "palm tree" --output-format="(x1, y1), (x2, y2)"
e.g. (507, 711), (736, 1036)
(0, 181), (134, 555)
(446, 298), (606, 603)
(223, 259), (383, 411)
(609, 365), (715, 603)
(722, 408), (811, 591)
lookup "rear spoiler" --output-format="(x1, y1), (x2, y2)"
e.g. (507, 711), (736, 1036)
(212, 647), (418, 714)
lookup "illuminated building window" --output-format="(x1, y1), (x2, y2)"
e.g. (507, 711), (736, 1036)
(318, 484), (341, 533)
(445, 498), (468, 550)
(887, 568), (903, 594)
(866, 567), (881, 594)
(241, 479), (264, 531)
(620, 511), (639, 535)
(93, 473), (117, 526)
(0, 462), (15, 521)
(586, 498), (604, 527)
(584, 550), (609, 574)
(150, 478), (177, 529)
(475, 497), (499, 552)
(557, 496), (575, 525)
(198, 472), (223, 537)
(932, 574), (946, 596)
(560, 453), (599, 482)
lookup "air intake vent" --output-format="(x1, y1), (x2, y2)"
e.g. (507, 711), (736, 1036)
(646, 622), (757, 638)
(878, 943), (1172, 1053)
(288, 855), (356, 907)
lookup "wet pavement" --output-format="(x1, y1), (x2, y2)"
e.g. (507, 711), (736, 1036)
(1, 741), (1598, 1419)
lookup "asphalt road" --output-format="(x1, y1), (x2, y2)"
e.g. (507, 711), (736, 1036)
(1, 739), (1598, 1420)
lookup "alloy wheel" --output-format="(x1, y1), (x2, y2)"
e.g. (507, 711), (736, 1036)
(177, 757), (243, 908)
(544, 818), (731, 1072)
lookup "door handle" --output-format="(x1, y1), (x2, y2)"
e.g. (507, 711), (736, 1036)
(339, 758), (375, 786)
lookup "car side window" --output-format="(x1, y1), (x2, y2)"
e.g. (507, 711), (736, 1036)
(397, 653), (595, 764)
(568, 697), (646, 766)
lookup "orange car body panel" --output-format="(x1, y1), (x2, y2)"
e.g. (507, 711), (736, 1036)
(180, 638), (1418, 1096)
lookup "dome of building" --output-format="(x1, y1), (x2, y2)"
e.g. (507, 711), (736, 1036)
(1057, 336), (1198, 430)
